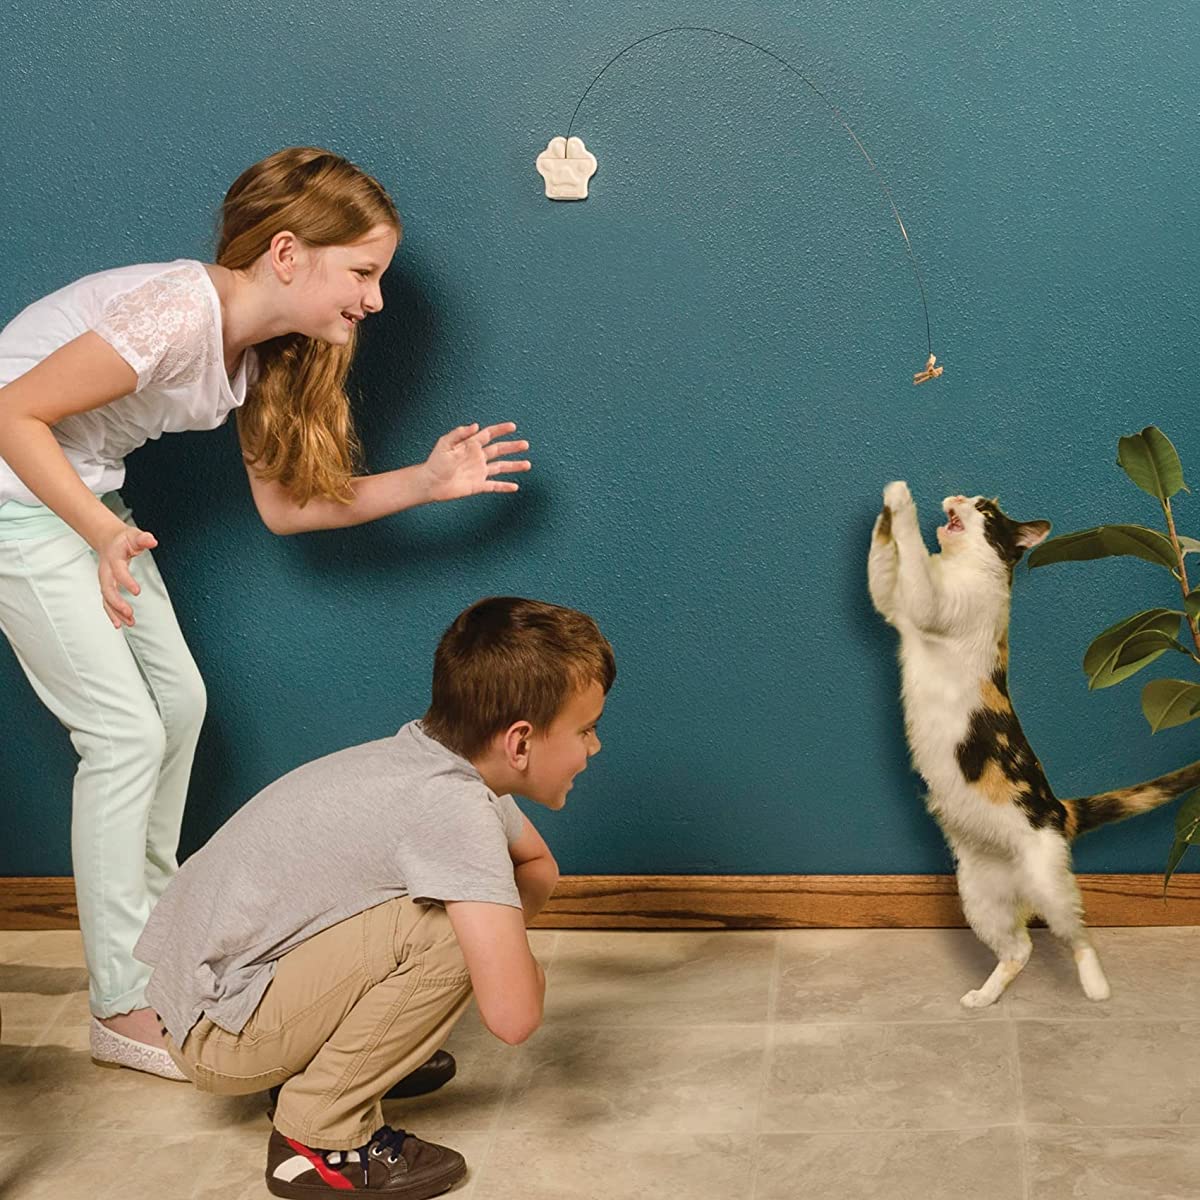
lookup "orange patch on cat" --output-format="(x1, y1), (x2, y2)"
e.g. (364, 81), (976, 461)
(975, 759), (1017, 806)
(1061, 799), (1080, 840)
(980, 677), (1012, 713)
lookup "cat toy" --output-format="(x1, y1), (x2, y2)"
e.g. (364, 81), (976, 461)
(534, 26), (943, 387)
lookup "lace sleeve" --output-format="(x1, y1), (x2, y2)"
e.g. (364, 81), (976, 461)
(92, 267), (217, 390)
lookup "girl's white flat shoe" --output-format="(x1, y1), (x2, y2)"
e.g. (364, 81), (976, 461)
(89, 1016), (189, 1082)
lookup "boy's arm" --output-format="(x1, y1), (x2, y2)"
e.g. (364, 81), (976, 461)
(508, 815), (560, 924)
(444, 900), (545, 1045)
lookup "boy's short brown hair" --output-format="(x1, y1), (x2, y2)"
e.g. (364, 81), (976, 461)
(422, 596), (616, 759)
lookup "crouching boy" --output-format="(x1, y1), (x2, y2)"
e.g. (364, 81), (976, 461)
(134, 596), (614, 1198)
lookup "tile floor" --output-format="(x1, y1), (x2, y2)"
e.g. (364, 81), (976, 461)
(1, 925), (1199, 1198)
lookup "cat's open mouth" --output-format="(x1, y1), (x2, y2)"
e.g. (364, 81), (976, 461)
(943, 510), (965, 534)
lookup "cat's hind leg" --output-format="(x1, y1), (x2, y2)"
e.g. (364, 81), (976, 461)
(954, 849), (1033, 1008)
(1018, 830), (1110, 1001)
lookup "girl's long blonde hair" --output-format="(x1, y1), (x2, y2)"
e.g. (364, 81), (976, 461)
(217, 147), (401, 505)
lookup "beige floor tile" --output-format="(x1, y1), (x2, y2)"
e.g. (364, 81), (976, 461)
(1018, 1020), (1200, 1126)
(755, 1127), (1024, 1200)
(775, 928), (1005, 1023)
(1008, 927), (1200, 1021)
(0, 932), (83, 961)
(762, 1021), (1019, 1132)
(0, 1020), (268, 1136)
(0, 931), (88, 1034)
(380, 1005), (518, 1133)
(500, 1023), (767, 1134)
(526, 930), (559, 964)
(0, 1132), (206, 1200)
(472, 1129), (757, 1199)
(542, 931), (777, 1025)
(1025, 1125), (1200, 1199)
(4, 923), (1200, 1200)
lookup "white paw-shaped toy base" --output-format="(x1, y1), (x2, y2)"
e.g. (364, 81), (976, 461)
(536, 136), (598, 200)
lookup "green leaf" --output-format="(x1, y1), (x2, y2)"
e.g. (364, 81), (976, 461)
(1117, 427), (1188, 501)
(1164, 836), (1193, 892)
(1083, 609), (1184, 690)
(1180, 536), (1200, 556)
(1108, 629), (1188, 678)
(1186, 589), (1200, 620)
(1028, 525), (1179, 571)
(1174, 788), (1200, 836)
(1141, 678), (1200, 733)
(1164, 789), (1200, 892)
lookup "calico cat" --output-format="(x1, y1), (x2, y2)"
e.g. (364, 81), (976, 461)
(868, 480), (1200, 1007)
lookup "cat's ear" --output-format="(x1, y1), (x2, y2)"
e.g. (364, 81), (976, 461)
(1014, 520), (1051, 550)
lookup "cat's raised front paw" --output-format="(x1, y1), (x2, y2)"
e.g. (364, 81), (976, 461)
(883, 480), (913, 510)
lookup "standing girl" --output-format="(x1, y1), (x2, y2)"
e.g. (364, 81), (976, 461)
(0, 147), (530, 1078)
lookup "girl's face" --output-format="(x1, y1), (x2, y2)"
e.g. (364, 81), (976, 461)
(286, 223), (400, 344)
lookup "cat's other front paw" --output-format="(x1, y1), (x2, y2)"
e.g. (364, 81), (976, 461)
(1075, 947), (1111, 1001)
(873, 506), (894, 541)
(883, 480), (913, 511)
(959, 987), (1000, 1009)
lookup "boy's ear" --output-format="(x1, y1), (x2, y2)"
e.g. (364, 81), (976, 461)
(503, 720), (534, 769)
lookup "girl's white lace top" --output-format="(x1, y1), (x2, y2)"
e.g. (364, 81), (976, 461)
(0, 260), (257, 506)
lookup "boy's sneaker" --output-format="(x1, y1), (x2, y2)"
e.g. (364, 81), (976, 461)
(265, 1125), (466, 1198)
(267, 1051), (456, 1118)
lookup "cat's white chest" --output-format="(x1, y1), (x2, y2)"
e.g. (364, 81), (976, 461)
(898, 633), (978, 786)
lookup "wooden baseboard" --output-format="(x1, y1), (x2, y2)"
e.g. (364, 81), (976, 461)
(2, 873), (1197, 931)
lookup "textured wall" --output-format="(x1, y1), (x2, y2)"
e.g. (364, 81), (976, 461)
(2, 2), (1198, 875)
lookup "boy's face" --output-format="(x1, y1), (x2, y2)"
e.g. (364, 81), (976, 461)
(524, 681), (606, 810)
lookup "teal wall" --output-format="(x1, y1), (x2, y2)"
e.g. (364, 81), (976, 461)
(2, 2), (1198, 876)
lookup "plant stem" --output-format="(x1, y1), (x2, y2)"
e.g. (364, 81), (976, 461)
(1162, 496), (1200, 657)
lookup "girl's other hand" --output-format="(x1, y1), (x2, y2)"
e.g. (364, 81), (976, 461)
(423, 422), (531, 502)
(98, 526), (158, 628)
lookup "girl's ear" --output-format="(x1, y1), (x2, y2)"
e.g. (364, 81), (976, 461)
(268, 230), (299, 282)
(1015, 519), (1051, 549)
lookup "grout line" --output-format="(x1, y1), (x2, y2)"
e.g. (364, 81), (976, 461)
(1006, 1004), (1031, 1200)
(6, 990), (76, 1071)
(534, 1011), (1200, 1030)
(465, 1022), (532, 1193)
(747, 932), (782, 1200)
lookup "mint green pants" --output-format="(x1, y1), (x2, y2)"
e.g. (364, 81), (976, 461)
(0, 493), (206, 1016)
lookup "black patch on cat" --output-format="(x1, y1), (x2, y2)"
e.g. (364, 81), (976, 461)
(1072, 793), (1129, 837)
(990, 663), (1010, 700)
(974, 499), (1027, 567)
(956, 689), (1067, 831)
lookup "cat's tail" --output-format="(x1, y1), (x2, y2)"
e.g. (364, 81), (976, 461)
(1064, 760), (1200, 839)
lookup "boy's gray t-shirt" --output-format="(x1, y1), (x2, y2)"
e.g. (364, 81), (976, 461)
(135, 721), (526, 1044)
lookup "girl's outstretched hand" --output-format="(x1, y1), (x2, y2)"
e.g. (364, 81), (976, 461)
(98, 526), (158, 628)
(423, 422), (531, 502)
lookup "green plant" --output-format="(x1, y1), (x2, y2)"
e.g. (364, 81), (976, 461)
(1028, 427), (1200, 889)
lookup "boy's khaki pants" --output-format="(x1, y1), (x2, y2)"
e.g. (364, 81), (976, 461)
(166, 896), (473, 1149)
